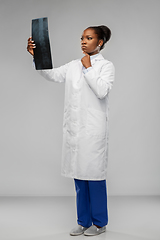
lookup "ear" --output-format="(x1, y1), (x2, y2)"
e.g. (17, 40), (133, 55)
(98, 39), (103, 47)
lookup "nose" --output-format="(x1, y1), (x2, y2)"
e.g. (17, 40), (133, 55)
(81, 38), (86, 45)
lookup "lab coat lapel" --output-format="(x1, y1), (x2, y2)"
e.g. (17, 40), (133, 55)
(79, 53), (104, 69)
(91, 53), (104, 66)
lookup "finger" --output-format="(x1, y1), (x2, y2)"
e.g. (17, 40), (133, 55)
(28, 40), (35, 45)
(28, 43), (36, 47)
(28, 38), (35, 44)
(27, 45), (35, 51)
(28, 37), (32, 41)
(28, 42), (36, 46)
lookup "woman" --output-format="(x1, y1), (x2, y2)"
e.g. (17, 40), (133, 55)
(27, 25), (115, 236)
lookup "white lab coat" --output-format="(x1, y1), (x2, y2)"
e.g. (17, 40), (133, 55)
(37, 53), (115, 180)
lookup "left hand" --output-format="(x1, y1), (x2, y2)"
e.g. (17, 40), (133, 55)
(81, 51), (92, 69)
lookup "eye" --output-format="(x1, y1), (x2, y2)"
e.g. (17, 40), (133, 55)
(81, 37), (83, 40)
(88, 37), (92, 40)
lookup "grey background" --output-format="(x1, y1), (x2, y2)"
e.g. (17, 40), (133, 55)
(0, 0), (159, 196)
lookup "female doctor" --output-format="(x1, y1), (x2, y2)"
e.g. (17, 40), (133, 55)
(27, 25), (115, 236)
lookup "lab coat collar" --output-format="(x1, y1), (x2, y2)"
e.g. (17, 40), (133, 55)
(79, 53), (104, 67)
(93, 53), (104, 60)
(90, 53), (104, 65)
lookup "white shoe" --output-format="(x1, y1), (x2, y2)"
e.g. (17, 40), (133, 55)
(70, 225), (88, 236)
(84, 225), (106, 236)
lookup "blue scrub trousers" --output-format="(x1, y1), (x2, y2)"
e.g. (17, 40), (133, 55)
(74, 179), (108, 228)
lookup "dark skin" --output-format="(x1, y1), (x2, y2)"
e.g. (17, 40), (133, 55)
(27, 37), (36, 56)
(27, 28), (103, 69)
(27, 31), (103, 229)
(81, 28), (103, 69)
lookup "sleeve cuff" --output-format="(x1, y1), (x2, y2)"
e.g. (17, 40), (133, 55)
(83, 66), (93, 74)
(33, 58), (35, 68)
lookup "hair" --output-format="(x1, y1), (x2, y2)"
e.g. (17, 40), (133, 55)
(87, 25), (111, 50)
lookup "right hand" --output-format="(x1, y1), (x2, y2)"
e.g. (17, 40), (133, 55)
(27, 37), (36, 56)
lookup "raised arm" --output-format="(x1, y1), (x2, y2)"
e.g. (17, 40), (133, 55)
(27, 37), (69, 83)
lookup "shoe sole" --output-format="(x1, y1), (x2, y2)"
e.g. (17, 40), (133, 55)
(84, 229), (106, 236)
(70, 232), (85, 236)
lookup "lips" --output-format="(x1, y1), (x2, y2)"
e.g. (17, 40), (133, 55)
(81, 46), (87, 50)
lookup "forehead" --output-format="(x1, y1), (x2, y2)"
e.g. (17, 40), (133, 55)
(82, 28), (97, 36)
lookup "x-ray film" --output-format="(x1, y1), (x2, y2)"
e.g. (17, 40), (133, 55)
(32, 17), (53, 70)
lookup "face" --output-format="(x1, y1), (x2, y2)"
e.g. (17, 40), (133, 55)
(81, 28), (103, 55)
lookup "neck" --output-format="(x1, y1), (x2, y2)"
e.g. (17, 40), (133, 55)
(89, 50), (100, 56)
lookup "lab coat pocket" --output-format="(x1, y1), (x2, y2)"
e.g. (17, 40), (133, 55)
(86, 108), (106, 138)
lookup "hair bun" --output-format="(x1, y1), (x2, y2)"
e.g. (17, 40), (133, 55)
(87, 25), (112, 50)
(99, 25), (111, 43)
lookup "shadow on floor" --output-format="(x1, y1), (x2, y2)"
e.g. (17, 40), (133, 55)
(8, 231), (156, 240)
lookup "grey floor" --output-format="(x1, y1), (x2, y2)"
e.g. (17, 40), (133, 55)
(0, 196), (160, 240)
